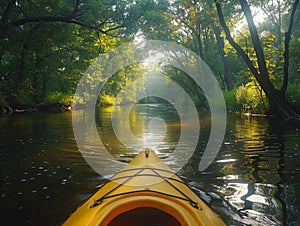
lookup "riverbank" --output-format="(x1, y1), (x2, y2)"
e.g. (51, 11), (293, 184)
(0, 103), (72, 115)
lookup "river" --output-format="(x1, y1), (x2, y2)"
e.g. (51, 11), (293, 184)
(0, 104), (299, 225)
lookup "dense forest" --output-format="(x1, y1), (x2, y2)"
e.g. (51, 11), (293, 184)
(0, 0), (299, 118)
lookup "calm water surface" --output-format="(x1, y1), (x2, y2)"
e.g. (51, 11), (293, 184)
(0, 104), (299, 225)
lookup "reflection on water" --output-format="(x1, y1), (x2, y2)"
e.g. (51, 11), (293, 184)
(200, 114), (300, 225)
(0, 106), (300, 225)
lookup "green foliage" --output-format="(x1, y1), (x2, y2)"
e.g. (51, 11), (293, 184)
(17, 89), (36, 107)
(289, 37), (300, 83)
(99, 63), (146, 106)
(261, 33), (284, 89)
(43, 91), (73, 106)
(223, 90), (237, 111)
(235, 82), (268, 113)
(0, 92), (7, 107)
(99, 94), (115, 106)
(286, 83), (300, 106)
(115, 0), (170, 39)
(0, 0), (123, 109)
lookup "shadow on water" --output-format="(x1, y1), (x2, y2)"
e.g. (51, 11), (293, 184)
(0, 105), (300, 225)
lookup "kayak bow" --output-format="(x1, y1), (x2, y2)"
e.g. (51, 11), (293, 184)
(64, 149), (225, 226)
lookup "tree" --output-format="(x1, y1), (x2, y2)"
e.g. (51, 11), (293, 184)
(0, 0), (123, 108)
(120, 0), (170, 40)
(214, 0), (300, 118)
(168, 0), (234, 91)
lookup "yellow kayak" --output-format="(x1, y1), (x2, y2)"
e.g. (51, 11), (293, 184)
(64, 149), (225, 226)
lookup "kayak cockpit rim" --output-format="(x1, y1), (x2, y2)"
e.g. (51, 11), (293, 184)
(95, 196), (192, 226)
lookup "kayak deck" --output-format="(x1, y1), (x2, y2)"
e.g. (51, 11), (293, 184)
(64, 149), (225, 226)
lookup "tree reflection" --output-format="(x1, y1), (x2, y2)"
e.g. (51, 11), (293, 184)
(220, 115), (285, 224)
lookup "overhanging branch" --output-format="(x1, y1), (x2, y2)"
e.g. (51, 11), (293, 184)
(12, 16), (121, 35)
(2, 0), (122, 36)
(214, 0), (261, 82)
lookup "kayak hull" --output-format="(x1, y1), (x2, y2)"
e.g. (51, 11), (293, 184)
(64, 149), (225, 226)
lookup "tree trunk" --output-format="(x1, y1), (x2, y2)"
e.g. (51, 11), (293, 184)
(212, 23), (234, 91)
(239, 0), (270, 83)
(223, 56), (233, 91)
(281, 0), (299, 94)
(197, 23), (204, 59)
